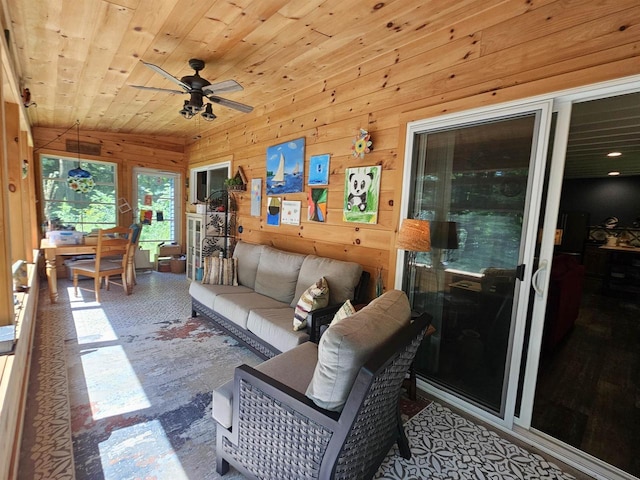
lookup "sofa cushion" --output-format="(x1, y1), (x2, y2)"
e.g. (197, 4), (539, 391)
(189, 282), (253, 310)
(233, 241), (264, 289)
(293, 277), (329, 331)
(292, 255), (362, 307)
(213, 342), (318, 429)
(248, 308), (310, 353)
(254, 246), (306, 303)
(215, 292), (289, 329)
(305, 290), (411, 412)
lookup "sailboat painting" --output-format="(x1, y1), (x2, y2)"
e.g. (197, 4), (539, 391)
(266, 138), (305, 194)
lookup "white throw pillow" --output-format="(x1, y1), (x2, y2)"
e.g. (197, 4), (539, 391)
(293, 277), (329, 331)
(330, 299), (356, 325)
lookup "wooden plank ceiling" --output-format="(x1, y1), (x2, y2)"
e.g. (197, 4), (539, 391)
(4, 0), (639, 178)
(5, 0), (454, 138)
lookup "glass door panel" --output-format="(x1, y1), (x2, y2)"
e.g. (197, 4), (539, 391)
(405, 104), (551, 418)
(526, 92), (640, 477)
(133, 169), (181, 259)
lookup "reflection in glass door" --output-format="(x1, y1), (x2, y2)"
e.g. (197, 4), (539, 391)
(402, 103), (552, 418)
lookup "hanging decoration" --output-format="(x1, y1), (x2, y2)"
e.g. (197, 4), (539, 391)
(67, 120), (95, 193)
(351, 128), (373, 159)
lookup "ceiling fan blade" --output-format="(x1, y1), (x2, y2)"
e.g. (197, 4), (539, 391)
(141, 60), (190, 91)
(130, 85), (186, 95)
(202, 79), (243, 95)
(208, 96), (254, 113)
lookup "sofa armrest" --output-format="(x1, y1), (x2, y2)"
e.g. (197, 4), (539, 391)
(308, 304), (342, 343)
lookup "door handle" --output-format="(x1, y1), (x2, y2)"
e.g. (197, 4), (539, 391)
(532, 259), (548, 296)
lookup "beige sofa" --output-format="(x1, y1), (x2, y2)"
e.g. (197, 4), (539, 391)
(189, 241), (367, 359)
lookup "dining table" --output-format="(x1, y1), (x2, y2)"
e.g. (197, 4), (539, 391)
(40, 238), (135, 303)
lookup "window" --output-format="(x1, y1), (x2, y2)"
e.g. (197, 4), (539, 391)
(134, 169), (181, 254)
(40, 155), (117, 232)
(190, 161), (230, 203)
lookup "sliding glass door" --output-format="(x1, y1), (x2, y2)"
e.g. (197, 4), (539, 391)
(400, 101), (553, 421)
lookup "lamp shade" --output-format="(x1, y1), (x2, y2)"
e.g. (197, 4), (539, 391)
(430, 221), (459, 250)
(397, 219), (431, 252)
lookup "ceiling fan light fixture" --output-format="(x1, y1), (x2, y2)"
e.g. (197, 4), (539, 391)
(179, 100), (194, 119)
(202, 103), (217, 121)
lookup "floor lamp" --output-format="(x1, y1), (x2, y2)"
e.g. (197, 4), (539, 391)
(397, 219), (431, 309)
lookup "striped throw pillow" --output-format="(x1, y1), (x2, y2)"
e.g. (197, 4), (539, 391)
(293, 277), (329, 331)
(202, 256), (238, 286)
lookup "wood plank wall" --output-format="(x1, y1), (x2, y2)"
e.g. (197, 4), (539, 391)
(32, 127), (187, 230)
(186, 0), (640, 299)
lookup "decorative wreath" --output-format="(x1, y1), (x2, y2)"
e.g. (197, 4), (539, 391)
(352, 128), (373, 158)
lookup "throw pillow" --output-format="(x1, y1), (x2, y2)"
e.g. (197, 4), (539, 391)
(293, 277), (329, 331)
(330, 299), (356, 325)
(202, 256), (238, 286)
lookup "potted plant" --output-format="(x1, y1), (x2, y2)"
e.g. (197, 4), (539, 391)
(224, 174), (245, 191)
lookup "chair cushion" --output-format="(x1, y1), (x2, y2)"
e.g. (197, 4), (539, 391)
(293, 277), (329, 331)
(214, 292), (289, 329)
(212, 342), (318, 429)
(247, 308), (309, 353)
(292, 255), (362, 307)
(254, 246), (306, 304)
(233, 241), (264, 289)
(189, 282), (253, 310)
(305, 290), (411, 412)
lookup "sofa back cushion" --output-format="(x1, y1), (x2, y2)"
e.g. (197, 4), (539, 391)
(292, 255), (363, 308)
(254, 246), (306, 303)
(305, 289), (411, 411)
(233, 241), (264, 289)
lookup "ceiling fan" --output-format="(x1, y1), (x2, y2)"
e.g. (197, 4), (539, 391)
(130, 58), (253, 120)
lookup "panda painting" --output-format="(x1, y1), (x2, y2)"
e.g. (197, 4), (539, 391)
(347, 170), (374, 212)
(343, 166), (381, 224)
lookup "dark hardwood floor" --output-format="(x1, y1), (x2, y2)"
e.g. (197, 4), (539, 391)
(532, 277), (640, 477)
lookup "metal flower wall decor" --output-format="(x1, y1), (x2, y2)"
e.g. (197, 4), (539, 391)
(351, 128), (373, 158)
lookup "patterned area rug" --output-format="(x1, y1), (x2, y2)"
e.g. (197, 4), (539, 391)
(376, 402), (578, 480)
(19, 274), (583, 480)
(67, 315), (259, 480)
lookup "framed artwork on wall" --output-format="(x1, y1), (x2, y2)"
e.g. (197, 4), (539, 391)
(281, 200), (301, 225)
(343, 165), (381, 224)
(308, 154), (330, 186)
(308, 188), (328, 223)
(267, 196), (281, 226)
(266, 138), (305, 194)
(251, 178), (262, 217)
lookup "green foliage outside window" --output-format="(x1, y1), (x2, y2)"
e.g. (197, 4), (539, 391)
(41, 156), (117, 232)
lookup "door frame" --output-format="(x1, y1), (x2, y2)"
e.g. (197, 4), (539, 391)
(132, 167), (182, 244)
(397, 98), (555, 428)
(398, 73), (640, 480)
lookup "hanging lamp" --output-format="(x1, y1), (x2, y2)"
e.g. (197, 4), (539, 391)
(67, 120), (95, 193)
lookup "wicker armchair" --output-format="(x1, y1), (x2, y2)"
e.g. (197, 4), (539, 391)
(215, 311), (432, 480)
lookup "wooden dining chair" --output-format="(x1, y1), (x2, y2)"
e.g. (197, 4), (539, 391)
(73, 226), (134, 303)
